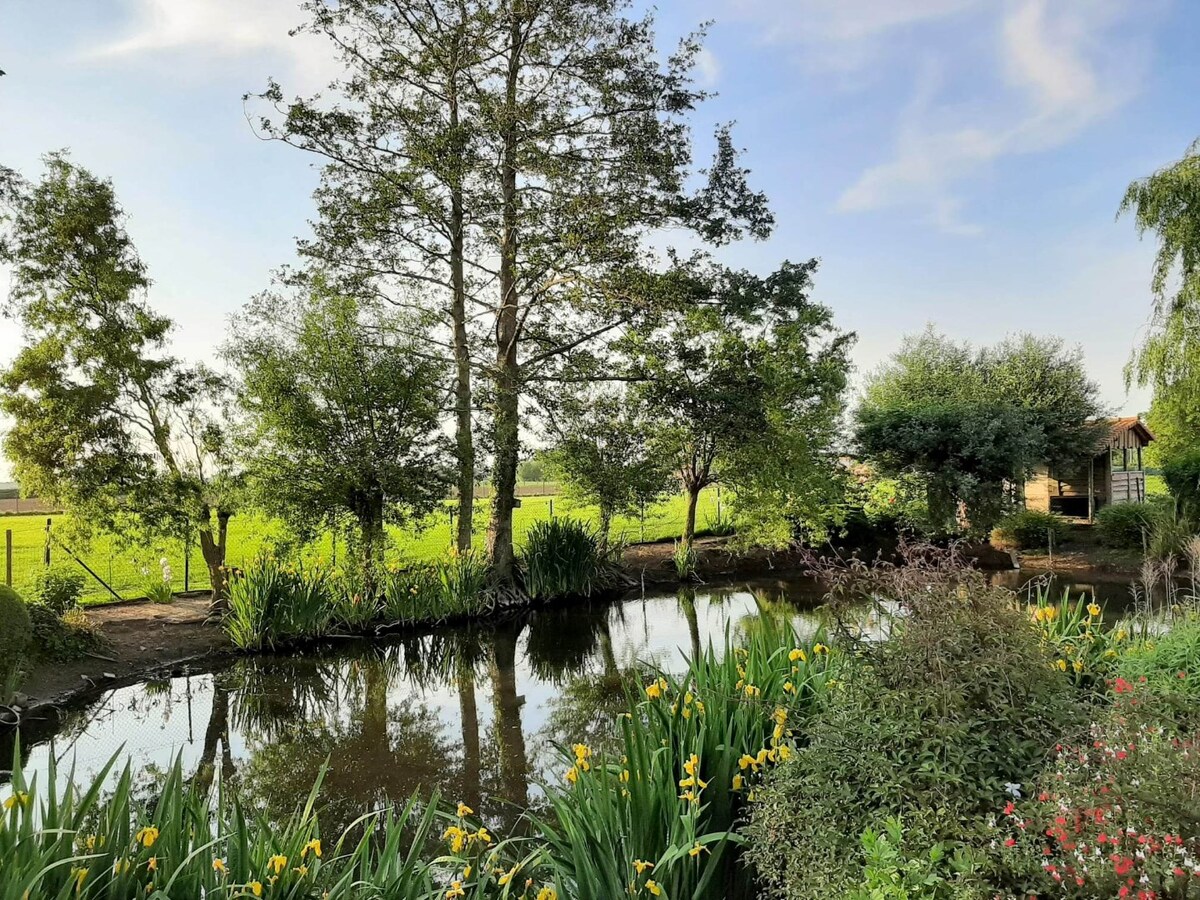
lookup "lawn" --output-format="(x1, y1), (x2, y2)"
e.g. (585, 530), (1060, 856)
(1, 489), (723, 604)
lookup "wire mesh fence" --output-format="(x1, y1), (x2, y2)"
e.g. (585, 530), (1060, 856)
(2, 489), (719, 605)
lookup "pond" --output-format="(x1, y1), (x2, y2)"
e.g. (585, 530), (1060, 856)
(0, 570), (1133, 831)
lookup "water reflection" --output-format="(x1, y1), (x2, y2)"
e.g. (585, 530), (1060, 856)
(0, 572), (1136, 824)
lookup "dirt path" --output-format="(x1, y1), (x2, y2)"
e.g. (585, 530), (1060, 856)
(17, 595), (234, 709)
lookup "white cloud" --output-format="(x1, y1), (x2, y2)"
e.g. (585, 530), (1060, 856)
(832, 0), (1144, 231)
(695, 47), (721, 89)
(85, 0), (342, 92)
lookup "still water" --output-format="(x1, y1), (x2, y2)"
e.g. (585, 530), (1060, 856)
(1, 572), (1133, 830)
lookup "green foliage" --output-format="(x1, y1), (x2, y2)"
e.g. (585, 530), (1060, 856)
(1027, 588), (1122, 690)
(673, 540), (697, 580)
(744, 565), (1081, 898)
(0, 153), (236, 595)
(31, 567), (85, 615)
(1163, 447), (1200, 512)
(546, 389), (673, 544)
(995, 687), (1200, 898)
(228, 278), (452, 581)
(521, 519), (606, 600)
(1095, 501), (1155, 548)
(433, 551), (491, 614)
(0, 585), (32, 690)
(850, 818), (983, 900)
(1118, 614), (1200, 710)
(633, 260), (853, 549)
(990, 509), (1068, 550)
(26, 604), (103, 663)
(855, 328), (1105, 535)
(225, 559), (334, 651)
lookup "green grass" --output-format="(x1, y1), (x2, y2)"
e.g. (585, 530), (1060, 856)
(1, 490), (722, 605)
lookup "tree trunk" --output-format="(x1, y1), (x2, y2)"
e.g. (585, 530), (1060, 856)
(457, 665), (481, 810)
(683, 484), (702, 555)
(449, 55), (475, 554)
(598, 504), (613, 552)
(490, 622), (528, 829)
(199, 508), (230, 616)
(359, 494), (385, 598)
(487, 9), (523, 583)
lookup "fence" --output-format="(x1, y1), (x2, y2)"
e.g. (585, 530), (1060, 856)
(4, 489), (720, 605)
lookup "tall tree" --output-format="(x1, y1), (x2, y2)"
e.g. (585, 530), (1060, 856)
(476, 2), (772, 580)
(251, 0), (498, 552)
(545, 388), (673, 547)
(0, 153), (237, 608)
(634, 260), (852, 553)
(226, 279), (452, 588)
(855, 328), (1105, 533)
(1121, 138), (1200, 464)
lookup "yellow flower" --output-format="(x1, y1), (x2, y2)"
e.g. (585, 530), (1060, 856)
(302, 839), (322, 859)
(268, 855), (288, 875)
(134, 825), (160, 848)
(565, 766), (579, 785)
(536, 888), (558, 900)
(743, 683), (760, 698)
(499, 867), (517, 886)
(1073, 659), (1084, 673)
(213, 858), (227, 874)
(4, 791), (29, 810)
(738, 754), (757, 770)
(813, 643), (829, 655)
(777, 744), (792, 762)
(1087, 602), (1101, 618)
(456, 802), (474, 817)
(443, 825), (468, 853)
(688, 841), (709, 858)
(633, 860), (655, 875)
(446, 882), (465, 899)
(474, 827), (492, 845)
(620, 769), (630, 783)
(463, 865), (472, 879)
(646, 683), (663, 700)
(113, 858), (131, 876)
(679, 789), (699, 804)
(248, 882), (263, 898)
(147, 857), (157, 872)
(683, 753), (700, 777)
(293, 865), (309, 877)
(646, 879), (663, 896)
(733, 773), (745, 790)
(783, 681), (795, 694)
(1056, 659), (1068, 672)
(72, 867), (88, 891)
(789, 648), (807, 662)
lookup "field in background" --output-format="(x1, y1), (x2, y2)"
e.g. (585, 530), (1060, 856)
(2, 489), (723, 605)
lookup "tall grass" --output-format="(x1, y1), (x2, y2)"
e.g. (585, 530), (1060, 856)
(521, 519), (608, 600)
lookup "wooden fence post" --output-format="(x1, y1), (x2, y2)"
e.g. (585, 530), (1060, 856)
(5, 529), (11, 587)
(43, 517), (52, 567)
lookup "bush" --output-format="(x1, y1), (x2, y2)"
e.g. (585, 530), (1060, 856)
(225, 558), (333, 651)
(990, 508), (1068, 551)
(521, 518), (607, 599)
(1118, 614), (1200, 713)
(995, 687), (1200, 897)
(27, 603), (104, 662)
(1095, 501), (1154, 548)
(32, 567), (86, 615)
(1164, 447), (1200, 512)
(850, 818), (983, 900)
(744, 559), (1082, 898)
(0, 585), (32, 694)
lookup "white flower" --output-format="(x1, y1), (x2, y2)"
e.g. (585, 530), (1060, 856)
(1005, 782), (1022, 799)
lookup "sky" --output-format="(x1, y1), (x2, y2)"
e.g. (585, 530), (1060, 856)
(1, 0), (1197, 481)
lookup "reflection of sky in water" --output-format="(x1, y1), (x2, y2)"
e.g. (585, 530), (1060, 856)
(4, 584), (830, 820)
(0, 572), (1134, 821)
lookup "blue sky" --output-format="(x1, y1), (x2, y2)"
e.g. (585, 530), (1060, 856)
(1, 0), (1198, 479)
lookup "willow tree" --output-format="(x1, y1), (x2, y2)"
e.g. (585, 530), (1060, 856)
(251, 0), (499, 551)
(1121, 139), (1200, 464)
(227, 279), (452, 588)
(0, 153), (237, 608)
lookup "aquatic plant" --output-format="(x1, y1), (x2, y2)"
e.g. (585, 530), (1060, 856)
(1027, 586), (1122, 690)
(434, 548), (491, 615)
(521, 519), (608, 599)
(225, 557), (334, 650)
(672, 540), (697, 581)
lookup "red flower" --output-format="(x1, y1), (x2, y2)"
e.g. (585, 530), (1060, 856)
(1004, 838), (1016, 847)
(1113, 677), (1134, 694)
(1114, 856), (1135, 876)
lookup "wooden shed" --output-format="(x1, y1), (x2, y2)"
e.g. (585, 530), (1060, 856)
(1024, 417), (1155, 522)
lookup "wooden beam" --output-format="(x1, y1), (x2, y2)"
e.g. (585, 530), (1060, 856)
(1088, 457), (1095, 523)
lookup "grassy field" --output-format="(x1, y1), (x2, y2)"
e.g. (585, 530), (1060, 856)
(2, 489), (723, 605)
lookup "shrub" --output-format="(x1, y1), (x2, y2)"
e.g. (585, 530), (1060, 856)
(672, 540), (697, 580)
(0, 585), (32, 695)
(994, 686), (1200, 898)
(1118, 614), (1200, 714)
(434, 550), (490, 614)
(744, 558), (1082, 898)
(27, 604), (104, 663)
(1095, 501), (1154, 548)
(850, 818), (984, 900)
(521, 518), (606, 599)
(990, 508), (1068, 551)
(1163, 447), (1200, 512)
(32, 567), (86, 615)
